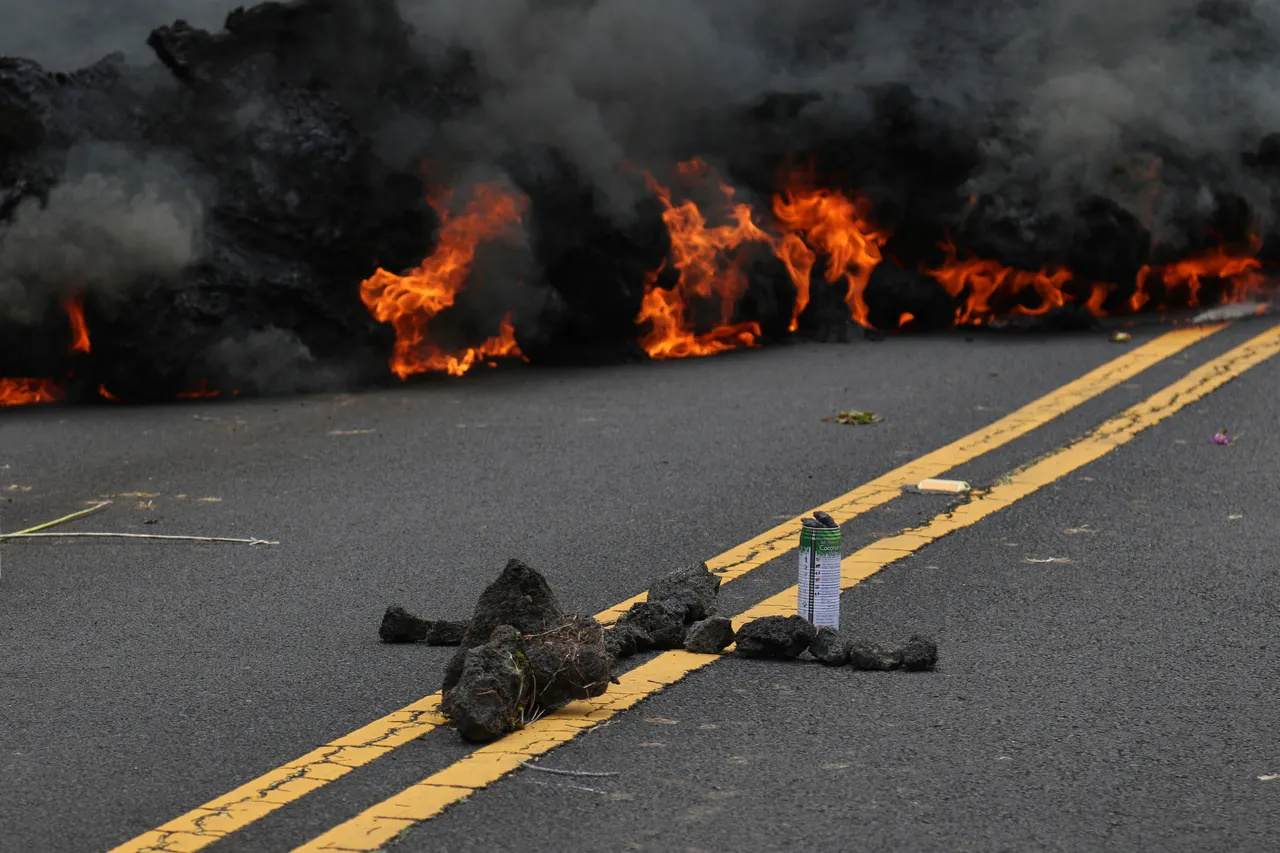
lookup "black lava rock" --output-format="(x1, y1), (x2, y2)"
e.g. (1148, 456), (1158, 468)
(614, 600), (687, 651)
(447, 626), (528, 744)
(442, 559), (565, 706)
(813, 511), (839, 529)
(603, 622), (648, 661)
(647, 562), (722, 623)
(734, 615), (818, 659)
(426, 620), (469, 646)
(379, 605), (429, 643)
(378, 607), (469, 645)
(521, 615), (613, 711)
(900, 634), (939, 671)
(808, 627), (849, 665)
(683, 616), (736, 654)
(848, 641), (902, 671)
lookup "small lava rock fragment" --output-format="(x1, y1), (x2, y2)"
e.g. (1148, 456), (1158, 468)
(615, 600), (687, 650)
(448, 626), (528, 743)
(734, 615), (818, 659)
(808, 627), (849, 665)
(647, 562), (722, 623)
(900, 634), (939, 671)
(813, 511), (839, 529)
(683, 616), (736, 654)
(801, 518), (822, 529)
(848, 641), (902, 671)
(603, 622), (649, 660)
(379, 606), (429, 643)
(425, 620), (469, 646)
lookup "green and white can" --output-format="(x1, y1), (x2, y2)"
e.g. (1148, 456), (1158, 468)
(798, 525), (842, 629)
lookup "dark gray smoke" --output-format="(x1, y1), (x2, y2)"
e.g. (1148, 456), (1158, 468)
(6, 0), (1279, 232)
(0, 142), (204, 323)
(400, 0), (1280, 233)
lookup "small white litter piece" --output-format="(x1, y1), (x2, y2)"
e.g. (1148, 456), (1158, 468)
(1191, 301), (1269, 324)
(907, 478), (971, 495)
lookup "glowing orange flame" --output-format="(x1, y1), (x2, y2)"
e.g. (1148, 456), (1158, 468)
(928, 241), (1106, 325)
(433, 313), (523, 377)
(1135, 239), (1266, 311)
(0, 378), (63, 406)
(773, 184), (887, 329)
(361, 183), (528, 378)
(636, 162), (766, 359)
(61, 295), (91, 353)
(177, 379), (220, 400)
(98, 385), (121, 402)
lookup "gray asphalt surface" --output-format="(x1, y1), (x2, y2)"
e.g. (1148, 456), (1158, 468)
(1, 322), (1276, 853)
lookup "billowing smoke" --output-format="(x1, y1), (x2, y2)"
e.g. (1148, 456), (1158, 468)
(0, 143), (204, 323)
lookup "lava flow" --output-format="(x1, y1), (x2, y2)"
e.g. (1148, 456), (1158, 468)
(636, 161), (767, 359)
(360, 183), (529, 378)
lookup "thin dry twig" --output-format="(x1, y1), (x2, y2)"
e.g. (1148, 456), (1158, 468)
(518, 760), (620, 778)
(1, 532), (279, 545)
(524, 779), (610, 795)
(0, 501), (111, 540)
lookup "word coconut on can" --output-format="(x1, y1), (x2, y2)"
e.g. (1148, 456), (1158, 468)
(799, 511), (842, 630)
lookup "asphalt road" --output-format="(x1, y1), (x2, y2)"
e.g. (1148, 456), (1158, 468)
(2, 322), (1277, 852)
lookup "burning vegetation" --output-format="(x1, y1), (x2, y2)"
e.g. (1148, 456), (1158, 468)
(1, 0), (1278, 406)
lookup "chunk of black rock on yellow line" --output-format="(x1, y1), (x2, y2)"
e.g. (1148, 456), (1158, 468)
(603, 622), (649, 661)
(426, 620), (469, 646)
(807, 627), (849, 666)
(734, 615), (818, 659)
(848, 641), (902, 671)
(441, 559), (566, 712)
(447, 626), (529, 744)
(614, 601), (688, 651)
(646, 562), (722, 623)
(521, 616), (613, 712)
(378, 606), (429, 643)
(813, 511), (839, 529)
(900, 634), (939, 672)
(683, 616), (736, 655)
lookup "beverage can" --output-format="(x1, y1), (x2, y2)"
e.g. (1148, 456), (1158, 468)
(798, 524), (841, 629)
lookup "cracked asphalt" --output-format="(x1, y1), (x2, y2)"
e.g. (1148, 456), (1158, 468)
(2, 321), (1277, 853)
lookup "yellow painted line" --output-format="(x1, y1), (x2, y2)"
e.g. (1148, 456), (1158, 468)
(594, 324), (1221, 622)
(290, 323), (1280, 853)
(107, 324), (1218, 853)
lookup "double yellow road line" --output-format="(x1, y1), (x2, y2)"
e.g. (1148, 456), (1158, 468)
(112, 320), (1280, 853)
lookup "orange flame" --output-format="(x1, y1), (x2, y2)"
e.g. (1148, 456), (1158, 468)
(0, 378), (63, 406)
(177, 379), (220, 400)
(636, 162), (765, 359)
(773, 184), (887, 329)
(61, 295), (90, 353)
(927, 241), (1119, 325)
(1134, 239), (1266, 311)
(360, 183), (528, 378)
